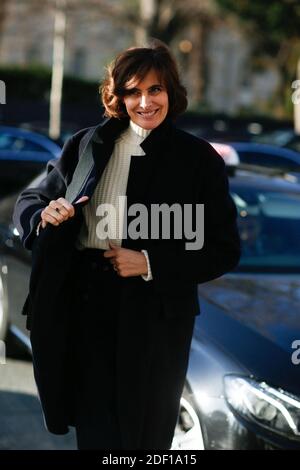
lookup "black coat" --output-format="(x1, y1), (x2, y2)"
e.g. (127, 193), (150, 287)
(13, 116), (241, 448)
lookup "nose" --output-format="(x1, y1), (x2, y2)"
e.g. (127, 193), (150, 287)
(140, 94), (151, 109)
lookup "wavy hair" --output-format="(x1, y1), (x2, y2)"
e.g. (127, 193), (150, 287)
(100, 39), (187, 120)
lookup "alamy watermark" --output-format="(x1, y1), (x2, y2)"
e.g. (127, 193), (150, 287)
(291, 340), (300, 365)
(0, 340), (6, 365)
(291, 80), (300, 105)
(95, 197), (204, 250)
(0, 80), (6, 104)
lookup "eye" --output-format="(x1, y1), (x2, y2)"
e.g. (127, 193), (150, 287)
(128, 89), (140, 96)
(122, 88), (138, 97)
(150, 86), (162, 94)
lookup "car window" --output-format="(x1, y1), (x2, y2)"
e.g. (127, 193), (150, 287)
(0, 133), (48, 153)
(252, 130), (295, 146)
(0, 134), (16, 151)
(231, 188), (300, 273)
(238, 151), (300, 172)
(14, 137), (48, 152)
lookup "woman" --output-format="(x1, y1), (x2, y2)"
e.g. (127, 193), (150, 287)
(13, 39), (240, 450)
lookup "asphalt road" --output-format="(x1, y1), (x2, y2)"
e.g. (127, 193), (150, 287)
(0, 336), (76, 450)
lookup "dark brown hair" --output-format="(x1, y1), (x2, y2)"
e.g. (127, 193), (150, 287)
(100, 39), (187, 120)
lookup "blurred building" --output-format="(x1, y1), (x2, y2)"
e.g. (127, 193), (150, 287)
(0, 0), (132, 81)
(0, 0), (281, 115)
(205, 22), (281, 115)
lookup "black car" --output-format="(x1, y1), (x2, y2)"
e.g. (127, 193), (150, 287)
(173, 170), (300, 450)
(252, 129), (300, 154)
(0, 126), (61, 198)
(230, 142), (300, 180)
(0, 166), (300, 449)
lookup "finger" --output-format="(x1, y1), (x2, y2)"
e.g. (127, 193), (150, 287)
(109, 241), (119, 250)
(59, 204), (74, 218)
(58, 210), (70, 221)
(49, 201), (69, 218)
(44, 207), (65, 223)
(57, 198), (75, 218)
(56, 206), (69, 218)
(41, 212), (60, 226)
(103, 250), (116, 258)
(74, 196), (89, 204)
(57, 197), (75, 209)
(57, 197), (75, 213)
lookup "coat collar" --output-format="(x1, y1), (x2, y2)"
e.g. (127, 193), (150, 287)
(93, 115), (174, 153)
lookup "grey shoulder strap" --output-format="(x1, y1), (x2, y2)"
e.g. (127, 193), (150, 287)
(65, 127), (100, 203)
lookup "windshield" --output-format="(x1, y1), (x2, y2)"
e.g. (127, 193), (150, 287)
(231, 187), (300, 273)
(252, 130), (295, 146)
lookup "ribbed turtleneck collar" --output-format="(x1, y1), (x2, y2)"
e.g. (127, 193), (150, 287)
(118, 120), (152, 144)
(129, 120), (152, 138)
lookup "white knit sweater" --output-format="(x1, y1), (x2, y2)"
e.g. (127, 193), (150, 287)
(76, 120), (153, 280)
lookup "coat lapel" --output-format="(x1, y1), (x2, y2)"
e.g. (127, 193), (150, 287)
(73, 115), (174, 213)
(125, 117), (173, 207)
(73, 117), (129, 201)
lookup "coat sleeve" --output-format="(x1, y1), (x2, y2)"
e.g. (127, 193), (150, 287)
(12, 133), (82, 250)
(146, 141), (241, 288)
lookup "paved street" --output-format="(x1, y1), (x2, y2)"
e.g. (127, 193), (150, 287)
(0, 339), (76, 450)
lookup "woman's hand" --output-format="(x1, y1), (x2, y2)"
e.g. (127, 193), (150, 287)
(41, 196), (89, 229)
(104, 242), (148, 277)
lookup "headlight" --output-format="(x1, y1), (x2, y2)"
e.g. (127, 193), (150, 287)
(224, 375), (300, 440)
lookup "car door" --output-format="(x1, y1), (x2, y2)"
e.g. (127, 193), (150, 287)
(0, 131), (54, 197)
(0, 193), (32, 340)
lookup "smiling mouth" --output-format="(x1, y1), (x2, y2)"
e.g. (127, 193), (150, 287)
(137, 109), (159, 117)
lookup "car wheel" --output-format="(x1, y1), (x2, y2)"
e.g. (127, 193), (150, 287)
(0, 272), (8, 341)
(171, 384), (205, 450)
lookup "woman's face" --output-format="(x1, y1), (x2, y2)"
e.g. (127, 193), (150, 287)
(122, 69), (169, 130)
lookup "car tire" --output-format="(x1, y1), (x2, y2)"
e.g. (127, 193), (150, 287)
(0, 272), (8, 342)
(171, 383), (205, 450)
